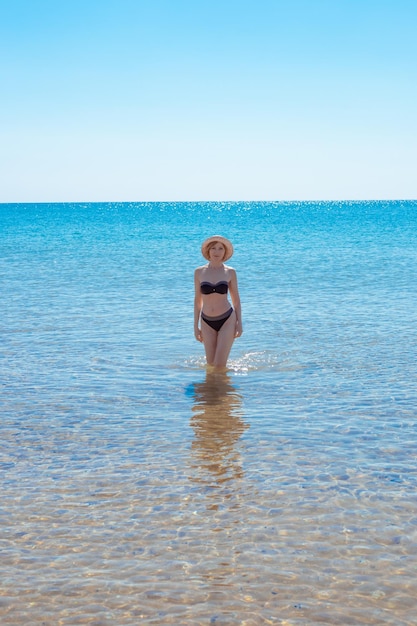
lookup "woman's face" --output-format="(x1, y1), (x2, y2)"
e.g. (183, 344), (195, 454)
(208, 242), (226, 261)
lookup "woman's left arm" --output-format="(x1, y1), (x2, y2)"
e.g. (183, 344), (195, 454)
(229, 269), (243, 337)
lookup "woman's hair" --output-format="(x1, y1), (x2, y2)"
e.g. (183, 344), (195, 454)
(206, 240), (226, 260)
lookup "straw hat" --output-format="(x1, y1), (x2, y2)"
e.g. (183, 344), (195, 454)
(201, 235), (234, 261)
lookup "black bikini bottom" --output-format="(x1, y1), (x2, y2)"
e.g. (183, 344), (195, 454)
(201, 308), (233, 332)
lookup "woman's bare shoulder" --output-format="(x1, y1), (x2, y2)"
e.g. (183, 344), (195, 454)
(194, 265), (208, 277)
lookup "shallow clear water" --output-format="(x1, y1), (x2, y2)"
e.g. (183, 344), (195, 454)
(1, 201), (417, 624)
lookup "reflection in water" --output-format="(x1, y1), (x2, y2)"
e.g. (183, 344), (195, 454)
(188, 370), (248, 488)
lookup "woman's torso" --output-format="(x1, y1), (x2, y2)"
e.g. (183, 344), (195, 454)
(198, 265), (232, 316)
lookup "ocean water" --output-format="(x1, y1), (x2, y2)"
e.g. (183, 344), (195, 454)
(1, 200), (417, 625)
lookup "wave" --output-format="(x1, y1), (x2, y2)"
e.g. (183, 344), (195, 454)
(180, 351), (304, 375)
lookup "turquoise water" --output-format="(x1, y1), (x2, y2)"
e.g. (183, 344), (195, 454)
(1, 201), (417, 625)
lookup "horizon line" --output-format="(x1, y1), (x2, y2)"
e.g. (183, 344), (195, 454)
(1, 198), (417, 206)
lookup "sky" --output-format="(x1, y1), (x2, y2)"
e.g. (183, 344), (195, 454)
(1, 0), (416, 202)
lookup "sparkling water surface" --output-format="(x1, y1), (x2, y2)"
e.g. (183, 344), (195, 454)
(1, 201), (417, 625)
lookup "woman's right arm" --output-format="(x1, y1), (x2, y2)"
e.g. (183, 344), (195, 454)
(194, 269), (203, 342)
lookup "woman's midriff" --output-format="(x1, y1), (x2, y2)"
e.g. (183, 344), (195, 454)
(201, 294), (231, 316)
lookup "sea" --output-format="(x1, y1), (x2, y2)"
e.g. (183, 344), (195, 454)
(1, 200), (417, 625)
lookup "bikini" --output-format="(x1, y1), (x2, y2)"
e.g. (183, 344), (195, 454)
(200, 281), (233, 331)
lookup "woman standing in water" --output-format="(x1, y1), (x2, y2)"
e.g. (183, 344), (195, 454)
(194, 235), (242, 368)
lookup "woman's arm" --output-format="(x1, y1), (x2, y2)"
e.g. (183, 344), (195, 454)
(229, 269), (243, 337)
(194, 268), (203, 342)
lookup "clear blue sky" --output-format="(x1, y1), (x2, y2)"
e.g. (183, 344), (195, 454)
(1, 0), (416, 201)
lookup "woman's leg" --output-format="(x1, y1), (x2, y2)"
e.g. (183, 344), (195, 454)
(201, 320), (218, 366)
(213, 310), (236, 368)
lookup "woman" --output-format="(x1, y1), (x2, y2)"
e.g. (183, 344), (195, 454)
(194, 235), (242, 368)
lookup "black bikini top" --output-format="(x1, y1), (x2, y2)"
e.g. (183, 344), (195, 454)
(200, 281), (229, 295)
